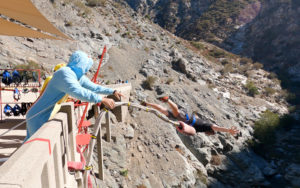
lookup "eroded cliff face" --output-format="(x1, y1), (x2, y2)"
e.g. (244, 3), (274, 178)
(125, 0), (215, 35)
(126, 0), (300, 80)
(124, 0), (260, 41)
(238, 0), (300, 79)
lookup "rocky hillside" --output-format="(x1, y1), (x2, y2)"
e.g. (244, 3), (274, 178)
(125, 0), (300, 83)
(225, 0), (300, 82)
(0, 0), (299, 187)
(125, 0), (260, 41)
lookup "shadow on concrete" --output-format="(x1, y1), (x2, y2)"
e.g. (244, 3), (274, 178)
(0, 119), (26, 166)
(0, 119), (26, 130)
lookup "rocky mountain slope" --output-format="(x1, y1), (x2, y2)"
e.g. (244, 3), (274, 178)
(124, 0), (260, 41)
(226, 0), (300, 75)
(0, 0), (299, 187)
(125, 0), (300, 83)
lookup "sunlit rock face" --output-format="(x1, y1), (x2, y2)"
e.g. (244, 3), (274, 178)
(126, 0), (300, 79)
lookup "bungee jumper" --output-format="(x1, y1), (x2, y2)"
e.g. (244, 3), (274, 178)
(141, 96), (239, 136)
(25, 51), (124, 141)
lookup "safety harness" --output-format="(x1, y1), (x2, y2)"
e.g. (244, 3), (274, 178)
(185, 113), (196, 126)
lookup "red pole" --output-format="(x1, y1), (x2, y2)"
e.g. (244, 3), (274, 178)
(92, 46), (106, 83)
(78, 46), (107, 133)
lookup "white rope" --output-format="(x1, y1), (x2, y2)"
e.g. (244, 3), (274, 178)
(115, 102), (180, 127)
(0, 103), (56, 138)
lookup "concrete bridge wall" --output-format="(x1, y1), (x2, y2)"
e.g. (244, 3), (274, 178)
(0, 103), (79, 188)
(0, 83), (132, 187)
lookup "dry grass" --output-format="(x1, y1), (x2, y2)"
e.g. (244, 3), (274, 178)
(264, 87), (276, 96)
(108, 66), (114, 71)
(143, 76), (157, 90)
(210, 154), (221, 166)
(73, 0), (91, 17)
(253, 62), (264, 70)
(221, 63), (233, 75)
(166, 78), (174, 85)
(86, 0), (106, 7)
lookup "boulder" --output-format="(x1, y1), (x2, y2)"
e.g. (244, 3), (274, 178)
(172, 57), (189, 74)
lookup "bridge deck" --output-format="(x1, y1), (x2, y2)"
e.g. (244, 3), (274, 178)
(0, 86), (38, 166)
(0, 119), (26, 166)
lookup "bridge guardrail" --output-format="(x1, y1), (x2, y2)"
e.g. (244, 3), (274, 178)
(0, 103), (79, 188)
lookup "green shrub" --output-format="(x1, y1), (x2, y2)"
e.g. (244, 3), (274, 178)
(238, 64), (249, 75)
(86, 0), (106, 7)
(267, 72), (277, 79)
(221, 63), (233, 75)
(239, 57), (252, 65)
(150, 37), (157, 41)
(264, 87), (276, 96)
(254, 110), (280, 144)
(245, 81), (259, 97)
(208, 48), (226, 58)
(221, 59), (230, 65)
(190, 41), (205, 50)
(190, 0), (249, 40)
(143, 76), (157, 90)
(144, 15), (151, 20)
(252, 62), (264, 70)
(120, 169), (128, 177)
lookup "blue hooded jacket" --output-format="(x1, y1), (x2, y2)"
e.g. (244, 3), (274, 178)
(25, 51), (114, 140)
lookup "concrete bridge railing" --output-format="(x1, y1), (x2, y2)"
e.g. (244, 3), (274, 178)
(0, 83), (132, 187)
(0, 103), (79, 188)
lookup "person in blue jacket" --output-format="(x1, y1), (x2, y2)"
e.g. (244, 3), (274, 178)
(25, 51), (123, 141)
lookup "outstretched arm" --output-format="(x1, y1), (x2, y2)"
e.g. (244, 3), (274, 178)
(79, 75), (114, 95)
(80, 75), (125, 100)
(211, 125), (239, 136)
